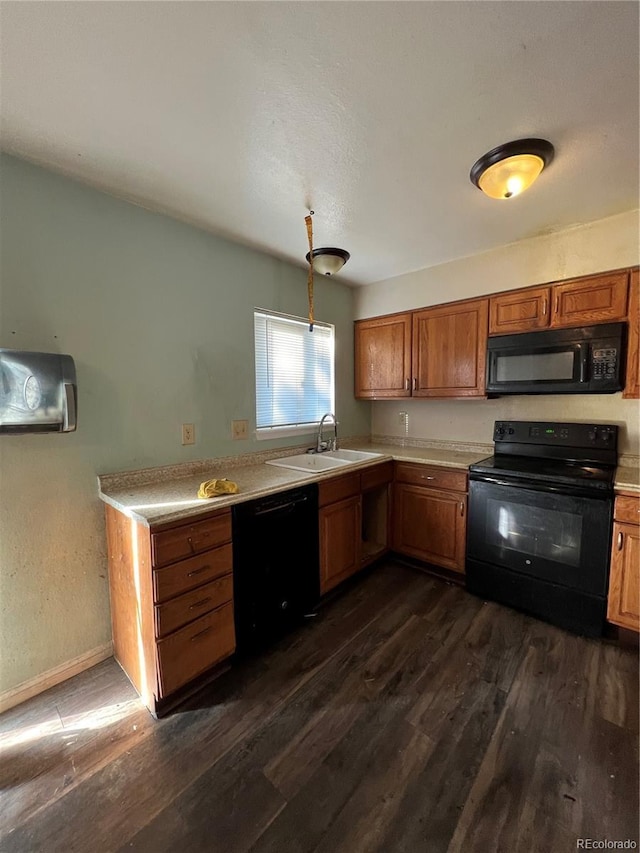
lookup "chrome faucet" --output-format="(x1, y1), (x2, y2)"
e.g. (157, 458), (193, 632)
(316, 413), (338, 453)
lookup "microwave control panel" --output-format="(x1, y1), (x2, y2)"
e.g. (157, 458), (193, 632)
(591, 347), (618, 381)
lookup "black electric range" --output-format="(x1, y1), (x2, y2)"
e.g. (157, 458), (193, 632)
(466, 420), (617, 636)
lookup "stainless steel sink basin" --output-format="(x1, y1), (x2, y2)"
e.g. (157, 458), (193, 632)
(266, 448), (384, 473)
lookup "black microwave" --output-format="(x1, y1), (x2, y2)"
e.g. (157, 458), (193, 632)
(486, 323), (625, 395)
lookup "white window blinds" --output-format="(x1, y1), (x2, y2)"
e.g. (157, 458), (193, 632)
(254, 310), (335, 433)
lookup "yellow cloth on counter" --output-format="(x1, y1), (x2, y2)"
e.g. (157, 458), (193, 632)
(197, 478), (239, 499)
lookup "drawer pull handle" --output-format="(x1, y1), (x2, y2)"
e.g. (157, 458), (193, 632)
(189, 597), (212, 610)
(554, 295), (559, 314)
(421, 476), (435, 480)
(405, 378), (410, 391)
(542, 297), (547, 316)
(187, 565), (210, 577)
(460, 501), (465, 517)
(190, 626), (213, 642)
(413, 378), (417, 391)
(617, 532), (624, 550)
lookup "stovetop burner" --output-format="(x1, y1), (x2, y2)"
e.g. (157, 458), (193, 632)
(470, 453), (616, 491)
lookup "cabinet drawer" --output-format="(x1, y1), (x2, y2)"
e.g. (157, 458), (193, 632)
(615, 495), (640, 525)
(156, 602), (235, 697)
(154, 574), (233, 639)
(394, 462), (467, 493)
(361, 461), (393, 492)
(153, 543), (233, 603)
(319, 472), (361, 507)
(152, 511), (231, 567)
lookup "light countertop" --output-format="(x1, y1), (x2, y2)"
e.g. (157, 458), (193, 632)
(98, 440), (640, 527)
(97, 442), (489, 527)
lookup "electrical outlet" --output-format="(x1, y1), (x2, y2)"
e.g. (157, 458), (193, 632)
(231, 419), (248, 440)
(182, 423), (195, 445)
(398, 411), (409, 432)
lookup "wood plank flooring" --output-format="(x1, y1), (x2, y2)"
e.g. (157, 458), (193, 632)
(1, 562), (638, 852)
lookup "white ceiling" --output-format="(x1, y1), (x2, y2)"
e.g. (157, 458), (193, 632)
(1, 2), (638, 286)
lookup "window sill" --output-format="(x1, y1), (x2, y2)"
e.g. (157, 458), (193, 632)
(256, 424), (319, 442)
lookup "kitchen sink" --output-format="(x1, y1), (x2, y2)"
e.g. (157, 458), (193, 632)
(266, 454), (349, 472)
(266, 448), (384, 473)
(323, 449), (384, 463)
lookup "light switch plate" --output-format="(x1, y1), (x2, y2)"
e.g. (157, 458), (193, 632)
(232, 419), (248, 440)
(182, 423), (195, 445)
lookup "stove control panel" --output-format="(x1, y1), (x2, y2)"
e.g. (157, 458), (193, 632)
(493, 421), (618, 450)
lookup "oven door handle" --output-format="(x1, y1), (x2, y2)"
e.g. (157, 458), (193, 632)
(469, 474), (610, 500)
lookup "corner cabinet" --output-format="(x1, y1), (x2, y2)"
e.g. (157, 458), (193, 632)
(319, 462), (393, 594)
(354, 313), (412, 398)
(392, 463), (467, 574)
(106, 505), (236, 716)
(354, 299), (488, 400)
(607, 495), (640, 632)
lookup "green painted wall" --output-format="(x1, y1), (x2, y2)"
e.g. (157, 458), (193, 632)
(0, 153), (370, 694)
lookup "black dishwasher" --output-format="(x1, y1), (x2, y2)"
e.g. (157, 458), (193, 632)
(232, 483), (320, 651)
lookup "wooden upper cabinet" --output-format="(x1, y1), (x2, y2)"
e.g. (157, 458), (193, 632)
(489, 287), (551, 335)
(623, 268), (639, 399)
(412, 298), (488, 397)
(550, 270), (629, 328)
(354, 313), (412, 398)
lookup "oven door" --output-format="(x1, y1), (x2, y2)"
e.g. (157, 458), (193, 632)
(466, 477), (612, 594)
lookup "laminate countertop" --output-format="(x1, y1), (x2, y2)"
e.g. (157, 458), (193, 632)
(97, 442), (489, 528)
(98, 440), (640, 527)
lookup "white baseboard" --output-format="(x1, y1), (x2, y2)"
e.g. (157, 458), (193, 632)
(0, 642), (114, 715)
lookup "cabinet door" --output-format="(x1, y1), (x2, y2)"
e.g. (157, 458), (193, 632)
(320, 495), (362, 594)
(623, 268), (639, 399)
(354, 314), (412, 398)
(550, 270), (629, 328)
(489, 287), (551, 335)
(412, 298), (488, 397)
(607, 521), (640, 632)
(393, 484), (466, 573)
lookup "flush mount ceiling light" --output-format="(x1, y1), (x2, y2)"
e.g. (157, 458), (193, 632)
(470, 138), (555, 200)
(305, 247), (351, 276)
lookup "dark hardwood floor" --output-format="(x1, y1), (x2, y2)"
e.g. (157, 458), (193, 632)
(1, 562), (638, 852)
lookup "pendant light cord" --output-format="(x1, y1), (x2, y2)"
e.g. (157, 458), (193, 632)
(305, 211), (314, 331)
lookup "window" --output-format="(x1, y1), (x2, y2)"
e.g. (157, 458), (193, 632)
(254, 309), (335, 439)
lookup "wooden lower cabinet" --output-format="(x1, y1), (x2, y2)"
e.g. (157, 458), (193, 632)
(106, 504), (236, 716)
(318, 462), (393, 594)
(607, 495), (640, 632)
(392, 463), (467, 574)
(320, 495), (362, 594)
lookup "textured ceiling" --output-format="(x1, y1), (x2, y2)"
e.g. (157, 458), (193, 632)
(1, 2), (638, 285)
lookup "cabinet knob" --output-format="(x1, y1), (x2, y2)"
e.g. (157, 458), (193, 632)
(617, 531), (624, 550)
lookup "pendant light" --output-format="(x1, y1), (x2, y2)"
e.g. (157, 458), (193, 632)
(305, 247), (351, 276)
(470, 138), (554, 200)
(304, 210), (350, 332)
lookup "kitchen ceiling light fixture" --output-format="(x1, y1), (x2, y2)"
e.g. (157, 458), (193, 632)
(305, 247), (351, 276)
(470, 138), (555, 200)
